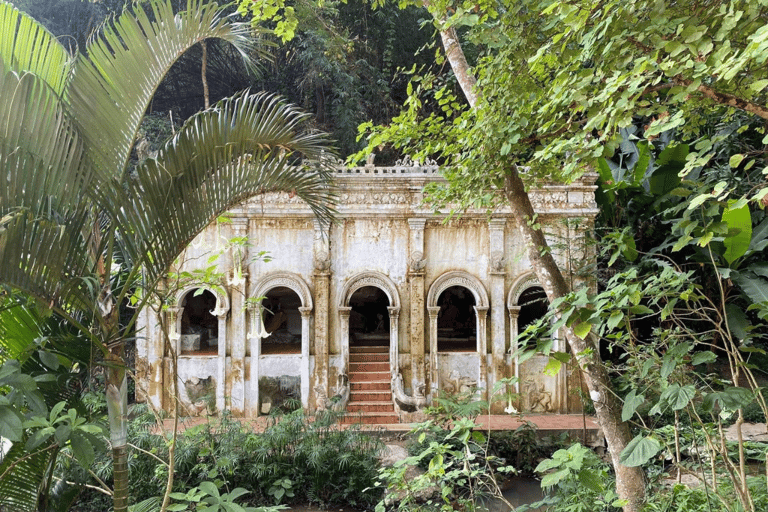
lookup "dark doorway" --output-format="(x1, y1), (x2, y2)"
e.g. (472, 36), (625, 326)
(437, 286), (476, 352)
(180, 289), (218, 355)
(349, 286), (390, 346)
(261, 287), (302, 354)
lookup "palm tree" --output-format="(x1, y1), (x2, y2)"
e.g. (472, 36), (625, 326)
(0, 1), (336, 510)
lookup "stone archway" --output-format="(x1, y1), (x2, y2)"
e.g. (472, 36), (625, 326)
(249, 272), (313, 414)
(507, 272), (563, 413)
(168, 284), (230, 414)
(426, 271), (489, 395)
(339, 272), (401, 378)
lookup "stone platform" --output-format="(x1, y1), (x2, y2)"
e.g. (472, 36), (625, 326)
(161, 413), (602, 445)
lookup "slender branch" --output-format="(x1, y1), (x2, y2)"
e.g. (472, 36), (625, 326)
(675, 78), (768, 120)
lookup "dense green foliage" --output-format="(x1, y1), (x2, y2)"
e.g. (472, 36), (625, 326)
(72, 408), (384, 510)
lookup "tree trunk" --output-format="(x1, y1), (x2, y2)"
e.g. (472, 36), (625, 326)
(431, 12), (646, 511)
(503, 163), (645, 512)
(106, 348), (129, 512)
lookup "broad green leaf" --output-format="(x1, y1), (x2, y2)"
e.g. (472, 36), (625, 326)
(577, 469), (604, 493)
(722, 199), (752, 264)
(573, 321), (591, 339)
(540, 467), (570, 488)
(731, 271), (768, 305)
(660, 384), (696, 410)
(607, 310), (624, 330)
(691, 351), (716, 365)
(619, 434), (662, 467)
(543, 358), (562, 376)
(0, 406), (23, 441)
(70, 431), (96, 467)
(702, 387), (754, 413)
(725, 303), (750, 340)
(622, 390), (645, 422)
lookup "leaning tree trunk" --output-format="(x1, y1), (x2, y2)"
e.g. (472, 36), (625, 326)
(427, 9), (647, 510)
(504, 169), (645, 512)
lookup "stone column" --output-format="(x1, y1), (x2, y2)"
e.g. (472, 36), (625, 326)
(338, 307), (351, 376)
(163, 306), (180, 411)
(475, 305), (489, 392)
(312, 220), (331, 411)
(507, 306), (521, 396)
(246, 301), (265, 417)
(299, 306), (312, 408)
(228, 218), (248, 416)
(408, 218), (427, 394)
(388, 306), (400, 375)
(488, 219), (506, 411)
(213, 303), (229, 415)
(427, 306), (440, 395)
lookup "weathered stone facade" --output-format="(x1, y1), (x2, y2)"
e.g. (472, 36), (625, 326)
(136, 162), (597, 419)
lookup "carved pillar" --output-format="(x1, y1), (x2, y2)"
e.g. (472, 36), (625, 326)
(427, 306), (440, 395)
(507, 306), (521, 396)
(299, 306), (312, 408)
(228, 218), (248, 416)
(163, 306), (180, 411)
(408, 218), (427, 393)
(212, 303), (229, 415)
(388, 306), (400, 375)
(489, 219), (506, 410)
(246, 301), (267, 417)
(475, 305), (489, 392)
(312, 220), (331, 410)
(338, 307), (351, 377)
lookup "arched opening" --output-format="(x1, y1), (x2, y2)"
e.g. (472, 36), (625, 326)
(261, 287), (302, 354)
(437, 286), (476, 352)
(180, 289), (218, 355)
(349, 286), (390, 346)
(517, 286), (548, 337)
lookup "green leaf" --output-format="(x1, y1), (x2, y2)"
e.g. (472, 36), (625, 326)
(731, 271), (768, 305)
(607, 310), (624, 330)
(70, 431), (96, 467)
(725, 303), (750, 340)
(543, 358), (562, 376)
(691, 351), (716, 365)
(722, 199), (752, 264)
(577, 469), (604, 493)
(540, 467), (570, 488)
(702, 387), (754, 413)
(573, 321), (591, 339)
(0, 406), (24, 442)
(660, 384), (696, 410)
(622, 390), (645, 422)
(619, 434), (662, 467)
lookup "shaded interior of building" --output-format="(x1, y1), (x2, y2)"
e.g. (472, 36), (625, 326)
(349, 286), (390, 346)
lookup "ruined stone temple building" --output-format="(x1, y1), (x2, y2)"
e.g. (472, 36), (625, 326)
(136, 160), (597, 422)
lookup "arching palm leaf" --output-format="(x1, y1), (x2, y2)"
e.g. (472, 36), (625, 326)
(0, 2), (72, 94)
(102, 91), (336, 287)
(68, 0), (260, 182)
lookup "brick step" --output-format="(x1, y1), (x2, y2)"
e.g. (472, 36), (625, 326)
(349, 371), (390, 383)
(347, 401), (395, 413)
(351, 381), (390, 391)
(350, 390), (391, 402)
(349, 353), (389, 363)
(349, 361), (389, 372)
(341, 412), (400, 425)
(349, 345), (388, 353)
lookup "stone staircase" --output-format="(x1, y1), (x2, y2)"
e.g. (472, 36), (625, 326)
(342, 345), (399, 424)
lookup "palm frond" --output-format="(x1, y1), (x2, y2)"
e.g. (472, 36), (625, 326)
(0, 64), (92, 213)
(0, 440), (57, 512)
(0, 1), (72, 95)
(0, 208), (99, 314)
(68, 0), (259, 181)
(101, 91), (337, 286)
